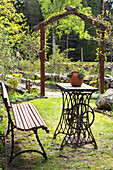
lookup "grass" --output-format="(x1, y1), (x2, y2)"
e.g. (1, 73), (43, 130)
(3, 97), (113, 169)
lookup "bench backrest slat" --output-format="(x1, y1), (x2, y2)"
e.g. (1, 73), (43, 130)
(1, 82), (11, 109)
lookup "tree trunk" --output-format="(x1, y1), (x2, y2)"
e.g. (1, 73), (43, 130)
(67, 33), (69, 58)
(81, 47), (83, 63)
(52, 26), (56, 55)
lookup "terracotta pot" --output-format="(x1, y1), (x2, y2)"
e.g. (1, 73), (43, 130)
(70, 71), (83, 87)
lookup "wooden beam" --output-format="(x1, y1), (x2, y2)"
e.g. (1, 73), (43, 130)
(33, 5), (106, 31)
(33, 11), (72, 31)
(65, 5), (106, 31)
(40, 24), (45, 96)
(99, 30), (105, 94)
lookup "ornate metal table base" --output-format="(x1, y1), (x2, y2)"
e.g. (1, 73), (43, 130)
(53, 83), (98, 150)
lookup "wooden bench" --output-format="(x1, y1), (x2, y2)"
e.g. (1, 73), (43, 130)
(1, 81), (49, 165)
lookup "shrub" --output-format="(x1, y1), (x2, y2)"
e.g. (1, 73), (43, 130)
(7, 77), (21, 95)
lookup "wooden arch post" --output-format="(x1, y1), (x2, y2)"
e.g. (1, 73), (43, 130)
(100, 30), (105, 94)
(40, 24), (45, 96)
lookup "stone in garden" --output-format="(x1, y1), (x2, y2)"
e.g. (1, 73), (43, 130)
(110, 81), (113, 88)
(95, 88), (113, 110)
(104, 74), (112, 83)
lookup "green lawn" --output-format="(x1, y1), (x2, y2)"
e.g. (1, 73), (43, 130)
(4, 97), (113, 169)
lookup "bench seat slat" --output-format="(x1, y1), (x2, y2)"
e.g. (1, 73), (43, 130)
(28, 103), (44, 126)
(24, 103), (41, 128)
(28, 103), (49, 133)
(12, 103), (34, 130)
(18, 104), (34, 130)
(20, 103), (39, 130)
(14, 104), (28, 130)
(12, 104), (24, 130)
(11, 103), (49, 132)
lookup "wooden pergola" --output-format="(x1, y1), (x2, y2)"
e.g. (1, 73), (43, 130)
(33, 5), (107, 96)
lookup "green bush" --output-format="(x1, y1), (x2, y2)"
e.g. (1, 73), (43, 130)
(0, 104), (7, 135)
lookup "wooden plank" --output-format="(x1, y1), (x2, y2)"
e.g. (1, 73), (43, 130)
(16, 104), (28, 130)
(1, 82), (11, 109)
(24, 103), (41, 128)
(28, 103), (45, 126)
(12, 104), (24, 130)
(28, 103), (49, 133)
(12, 102), (49, 132)
(20, 103), (36, 130)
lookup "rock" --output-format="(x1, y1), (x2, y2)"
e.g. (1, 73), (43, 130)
(104, 75), (111, 83)
(95, 88), (113, 110)
(110, 81), (113, 88)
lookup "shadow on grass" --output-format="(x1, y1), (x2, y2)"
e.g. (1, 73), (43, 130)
(5, 130), (49, 170)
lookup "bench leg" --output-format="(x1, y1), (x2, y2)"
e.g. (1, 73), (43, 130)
(6, 113), (11, 137)
(8, 122), (15, 165)
(6, 120), (11, 137)
(7, 128), (48, 166)
(33, 129), (48, 160)
(6, 112), (16, 138)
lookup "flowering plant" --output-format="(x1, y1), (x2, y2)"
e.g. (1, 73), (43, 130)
(12, 73), (22, 77)
(7, 77), (20, 94)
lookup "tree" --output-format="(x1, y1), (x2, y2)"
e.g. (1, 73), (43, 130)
(104, 0), (113, 62)
(19, 31), (41, 73)
(0, 0), (29, 78)
(14, 0), (43, 29)
(0, 27), (15, 80)
(80, 0), (104, 62)
(47, 46), (73, 76)
(82, 0), (103, 16)
(0, 0), (28, 47)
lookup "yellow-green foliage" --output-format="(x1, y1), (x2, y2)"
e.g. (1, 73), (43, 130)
(0, 27), (15, 79)
(47, 46), (73, 75)
(89, 78), (99, 88)
(88, 62), (99, 76)
(19, 32), (40, 57)
(0, 0), (28, 45)
(7, 77), (20, 88)
(7, 77), (20, 95)
(19, 59), (40, 73)
(0, 0), (28, 77)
